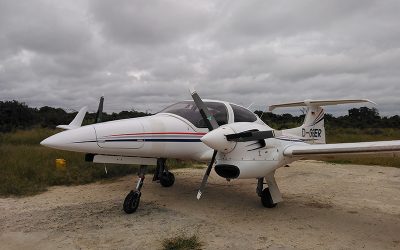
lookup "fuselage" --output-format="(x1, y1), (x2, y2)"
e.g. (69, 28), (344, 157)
(41, 100), (269, 162)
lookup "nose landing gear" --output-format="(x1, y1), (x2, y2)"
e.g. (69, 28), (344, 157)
(123, 159), (176, 214)
(123, 165), (146, 214)
(123, 190), (141, 214)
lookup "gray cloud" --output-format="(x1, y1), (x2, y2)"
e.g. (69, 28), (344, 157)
(0, 0), (399, 117)
(90, 0), (212, 46)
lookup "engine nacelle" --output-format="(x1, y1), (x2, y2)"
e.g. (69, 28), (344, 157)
(209, 122), (287, 179)
(214, 159), (281, 179)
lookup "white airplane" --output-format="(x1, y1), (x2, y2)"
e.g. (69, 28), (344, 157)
(41, 90), (400, 214)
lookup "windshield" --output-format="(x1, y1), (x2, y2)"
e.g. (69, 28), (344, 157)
(159, 101), (228, 128)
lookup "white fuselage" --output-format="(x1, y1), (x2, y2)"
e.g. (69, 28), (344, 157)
(41, 100), (303, 180)
(42, 113), (211, 160)
(41, 100), (268, 162)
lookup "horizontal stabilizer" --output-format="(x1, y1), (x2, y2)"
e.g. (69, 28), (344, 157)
(283, 140), (400, 158)
(269, 99), (376, 112)
(57, 106), (88, 130)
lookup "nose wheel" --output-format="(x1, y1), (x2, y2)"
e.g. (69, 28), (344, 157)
(123, 165), (147, 214)
(123, 190), (141, 214)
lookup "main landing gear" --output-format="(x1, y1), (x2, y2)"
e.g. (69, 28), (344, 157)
(123, 159), (175, 214)
(256, 171), (283, 208)
(153, 158), (175, 187)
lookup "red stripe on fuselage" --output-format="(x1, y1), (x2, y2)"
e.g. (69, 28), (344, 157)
(107, 132), (207, 137)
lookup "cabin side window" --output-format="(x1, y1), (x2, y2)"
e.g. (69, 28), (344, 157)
(230, 104), (257, 122)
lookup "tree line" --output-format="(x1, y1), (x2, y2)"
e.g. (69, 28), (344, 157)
(0, 100), (149, 133)
(255, 106), (400, 129)
(1, 100), (400, 133)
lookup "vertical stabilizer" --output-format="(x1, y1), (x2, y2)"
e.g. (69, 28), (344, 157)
(284, 105), (326, 144)
(268, 99), (375, 144)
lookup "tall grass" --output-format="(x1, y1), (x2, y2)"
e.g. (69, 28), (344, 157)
(0, 128), (139, 196)
(0, 128), (196, 196)
(326, 128), (400, 168)
(326, 127), (400, 143)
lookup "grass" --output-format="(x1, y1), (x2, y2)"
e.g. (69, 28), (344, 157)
(325, 128), (400, 168)
(326, 127), (400, 143)
(0, 128), (197, 196)
(162, 235), (202, 250)
(0, 128), (137, 196)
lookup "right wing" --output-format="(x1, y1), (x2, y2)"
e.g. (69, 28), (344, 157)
(269, 99), (375, 111)
(284, 140), (400, 159)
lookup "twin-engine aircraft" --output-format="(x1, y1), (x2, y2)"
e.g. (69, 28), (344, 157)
(41, 90), (400, 214)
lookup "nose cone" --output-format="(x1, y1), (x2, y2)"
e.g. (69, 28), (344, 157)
(40, 136), (59, 147)
(41, 126), (97, 152)
(201, 126), (236, 153)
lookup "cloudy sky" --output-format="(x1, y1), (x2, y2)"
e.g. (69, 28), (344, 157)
(1, 0), (399, 115)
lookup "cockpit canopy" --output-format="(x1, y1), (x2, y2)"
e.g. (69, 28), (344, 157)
(159, 101), (258, 128)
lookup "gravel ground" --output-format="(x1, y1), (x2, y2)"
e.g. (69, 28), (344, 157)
(0, 160), (399, 250)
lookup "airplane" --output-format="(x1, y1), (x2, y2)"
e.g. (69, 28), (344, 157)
(41, 89), (400, 214)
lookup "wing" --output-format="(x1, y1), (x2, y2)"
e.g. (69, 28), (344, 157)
(269, 99), (375, 111)
(56, 106), (88, 130)
(284, 140), (400, 159)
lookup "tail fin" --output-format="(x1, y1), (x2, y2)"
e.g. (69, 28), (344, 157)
(269, 99), (375, 144)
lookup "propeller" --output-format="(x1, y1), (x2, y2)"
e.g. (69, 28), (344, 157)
(95, 96), (104, 123)
(190, 88), (218, 130)
(190, 88), (219, 200)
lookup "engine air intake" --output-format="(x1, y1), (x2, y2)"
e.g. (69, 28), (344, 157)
(214, 164), (240, 179)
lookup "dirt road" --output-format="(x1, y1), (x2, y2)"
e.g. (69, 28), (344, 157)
(1, 161), (399, 249)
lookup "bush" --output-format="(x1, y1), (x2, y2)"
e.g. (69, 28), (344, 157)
(162, 235), (202, 250)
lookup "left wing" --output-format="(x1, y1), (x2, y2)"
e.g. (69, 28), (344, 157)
(284, 140), (400, 159)
(57, 106), (88, 130)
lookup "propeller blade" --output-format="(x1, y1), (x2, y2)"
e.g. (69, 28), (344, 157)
(189, 88), (220, 199)
(197, 150), (218, 200)
(95, 96), (104, 123)
(190, 88), (219, 131)
(226, 130), (281, 142)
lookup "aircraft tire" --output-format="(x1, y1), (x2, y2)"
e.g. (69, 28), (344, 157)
(261, 188), (277, 208)
(123, 190), (141, 214)
(160, 172), (175, 187)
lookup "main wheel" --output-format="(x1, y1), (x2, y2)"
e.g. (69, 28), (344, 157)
(123, 190), (141, 214)
(160, 172), (175, 187)
(261, 188), (277, 208)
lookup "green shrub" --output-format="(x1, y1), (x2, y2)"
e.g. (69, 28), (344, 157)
(162, 235), (202, 250)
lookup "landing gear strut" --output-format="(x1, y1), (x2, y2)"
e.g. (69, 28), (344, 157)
(257, 171), (283, 208)
(257, 178), (276, 208)
(123, 165), (147, 214)
(153, 158), (175, 187)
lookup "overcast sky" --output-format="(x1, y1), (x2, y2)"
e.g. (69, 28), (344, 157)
(1, 0), (399, 115)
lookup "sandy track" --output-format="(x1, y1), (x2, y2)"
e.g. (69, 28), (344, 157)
(1, 161), (399, 250)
